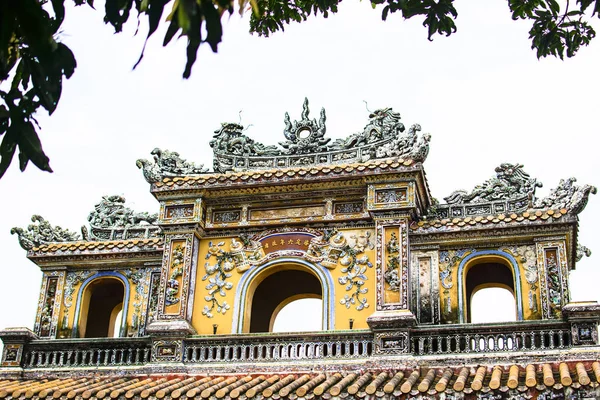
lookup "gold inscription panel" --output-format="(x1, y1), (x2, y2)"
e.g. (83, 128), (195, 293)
(249, 205), (325, 221)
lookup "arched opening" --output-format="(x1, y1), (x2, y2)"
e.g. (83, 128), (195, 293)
(470, 287), (517, 323)
(246, 267), (323, 333)
(271, 297), (323, 332)
(465, 260), (516, 323)
(79, 278), (125, 338)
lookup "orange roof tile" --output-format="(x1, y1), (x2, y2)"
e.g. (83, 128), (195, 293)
(1, 362), (600, 399)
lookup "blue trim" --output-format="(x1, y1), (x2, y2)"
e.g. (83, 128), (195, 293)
(232, 258), (335, 333)
(457, 250), (523, 323)
(72, 271), (130, 338)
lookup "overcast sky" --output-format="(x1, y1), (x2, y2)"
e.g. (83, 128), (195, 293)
(0, 1), (598, 332)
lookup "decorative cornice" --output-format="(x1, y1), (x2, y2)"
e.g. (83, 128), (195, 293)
(412, 208), (574, 233)
(27, 238), (163, 257)
(152, 158), (421, 192)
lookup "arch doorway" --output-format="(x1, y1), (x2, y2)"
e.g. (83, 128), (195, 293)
(246, 267), (323, 333)
(78, 278), (125, 338)
(465, 260), (517, 323)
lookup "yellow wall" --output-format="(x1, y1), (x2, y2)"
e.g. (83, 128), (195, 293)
(191, 228), (377, 335)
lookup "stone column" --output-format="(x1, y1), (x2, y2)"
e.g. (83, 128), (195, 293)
(364, 181), (422, 354)
(147, 199), (203, 361)
(367, 216), (416, 337)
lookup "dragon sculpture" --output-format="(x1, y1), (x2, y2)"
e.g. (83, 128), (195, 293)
(136, 148), (208, 184)
(11, 215), (80, 250)
(444, 163), (542, 204)
(533, 177), (597, 215)
(12, 196), (160, 249)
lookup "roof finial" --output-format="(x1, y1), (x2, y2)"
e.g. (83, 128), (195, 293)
(363, 100), (372, 113)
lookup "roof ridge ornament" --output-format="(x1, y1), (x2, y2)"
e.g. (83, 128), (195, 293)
(209, 99), (431, 173)
(83, 195), (160, 241)
(429, 164), (596, 219)
(11, 196), (160, 250)
(279, 98), (330, 155)
(11, 215), (80, 250)
(444, 163), (542, 205)
(533, 177), (597, 215)
(136, 148), (209, 184)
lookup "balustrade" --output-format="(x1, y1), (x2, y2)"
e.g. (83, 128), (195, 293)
(184, 332), (374, 363)
(411, 322), (572, 356)
(22, 338), (151, 368)
(13, 322), (576, 369)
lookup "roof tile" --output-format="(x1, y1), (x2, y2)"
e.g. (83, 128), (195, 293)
(2, 364), (600, 399)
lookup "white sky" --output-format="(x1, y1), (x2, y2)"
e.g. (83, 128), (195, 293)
(0, 1), (598, 333)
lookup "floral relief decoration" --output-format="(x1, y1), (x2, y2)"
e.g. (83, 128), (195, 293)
(202, 241), (234, 318)
(338, 231), (375, 311)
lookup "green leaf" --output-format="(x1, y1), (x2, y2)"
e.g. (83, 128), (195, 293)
(51, 0), (66, 25)
(0, 106), (9, 136)
(16, 122), (52, 173)
(163, 5), (180, 46)
(177, 0), (192, 33)
(18, 150), (29, 171)
(0, 131), (17, 179)
(56, 43), (77, 78)
(202, 0), (223, 52)
(133, 0), (169, 69)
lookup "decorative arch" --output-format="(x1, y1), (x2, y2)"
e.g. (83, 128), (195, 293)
(457, 250), (523, 323)
(72, 271), (130, 338)
(232, 258), (335, 333)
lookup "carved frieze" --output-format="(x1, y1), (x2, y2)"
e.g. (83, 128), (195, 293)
(166, 243), (185, 306)
(368, 183), (414, 211)
(145, 272), (161, 327)
(151, 339), (183, 362)
(375, 219), (409, 311)
(160, 199), (202, 226)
